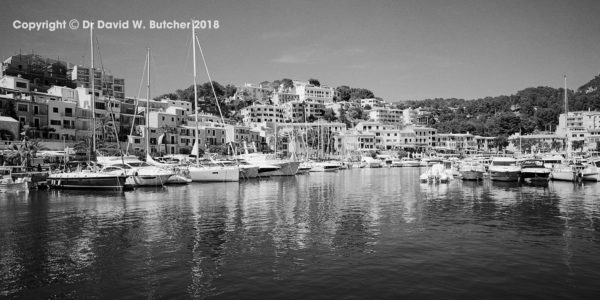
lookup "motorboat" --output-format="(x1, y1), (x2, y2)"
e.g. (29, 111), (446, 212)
(519, 159), (551, 182)
(0, 167), (30, 193)
(458, 160), (486, 181)
(238, 153), (299, 176)
(98, 156), (174, 187)
(582, 158), (600, 181)
(488, 157), (521, 182)
(550, 162), (585, 182)
(361, 156), (382, 168)
(309, 161), (341, 172)
(420, 163), (451, 183)
(389, 159), (403, 167)
(400, 157), (421, 167)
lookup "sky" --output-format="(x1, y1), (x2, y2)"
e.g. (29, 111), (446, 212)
(1, 0), (599, 101)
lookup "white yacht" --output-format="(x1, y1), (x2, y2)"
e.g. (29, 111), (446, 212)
(309, 161), (341, 172)
(488, 157), (521, 182)
(458, 160), (486, 181)
(238, 153), (299, 176)
(98, 156), (175, 186)
(583, 158), (600, 181)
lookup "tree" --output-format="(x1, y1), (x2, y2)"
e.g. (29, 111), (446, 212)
(281, 78), (294, 91)
(308, 78), (320, 87)
(336, 85), (352, 102)
(9, 138), (45, 168)
(153, 93), (178, 101)
(323, 108), (337, 122)
(349, 88), (374, 100)
(225, 84), (237, 98)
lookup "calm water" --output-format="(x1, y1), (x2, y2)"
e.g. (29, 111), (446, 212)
(1, 168), (600, 299)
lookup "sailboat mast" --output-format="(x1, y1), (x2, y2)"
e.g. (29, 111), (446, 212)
(90, 26), (96, 158)
(192, 20), (199, 166)
(564, 75), (571, 157)
(564, 75), (568, 115)
(146, 48), (151, 157)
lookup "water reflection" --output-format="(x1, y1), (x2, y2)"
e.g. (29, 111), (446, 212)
(1, 168), (600, 299)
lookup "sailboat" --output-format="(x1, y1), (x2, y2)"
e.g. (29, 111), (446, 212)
(48, 26), (129, 191)
(98, 48), (175, 187)
(187, 22), (239, 182)
(550, 76), (584, 182)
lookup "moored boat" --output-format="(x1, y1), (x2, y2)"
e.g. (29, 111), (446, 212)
(520, 159), (551, 182)
(47, 166), (130, 191)
(458, 160), (486, 181)
(550, 162), (585, 182)
(400, 157), (421, 167)
(489, 157), (521, 182)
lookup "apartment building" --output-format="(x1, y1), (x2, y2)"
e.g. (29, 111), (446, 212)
(69, 65), (125, 100)
(293, 81), (334, 104)
(272, 92), (299, 105)
(240, 104), (284, 124)
(281, 100), (325, 122)
(2, 54), (73, 92)
(368, 108), (404, 125)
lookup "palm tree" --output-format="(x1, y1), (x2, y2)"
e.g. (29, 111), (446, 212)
(8, 138), (45, 168)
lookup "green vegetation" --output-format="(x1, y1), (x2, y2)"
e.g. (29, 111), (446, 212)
(405, 74), (600, 140)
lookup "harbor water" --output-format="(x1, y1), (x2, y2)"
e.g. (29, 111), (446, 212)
(1, 167), (600, 299)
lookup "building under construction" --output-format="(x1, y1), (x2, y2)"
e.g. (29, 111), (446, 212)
(1, 54), (75, 92)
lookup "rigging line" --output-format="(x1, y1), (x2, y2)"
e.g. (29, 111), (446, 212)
(125, 52), (149, 155)
(182, 33), (193, 79)
(94, 37), (123, 157)
(195, 34), (236, 157)
(194, 35), (225, 124)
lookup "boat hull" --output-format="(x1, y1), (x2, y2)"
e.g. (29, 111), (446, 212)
(521, 170), (550, 181)
(188, 166), (240, 182)
(129, 174), (173, 186)
(240, 166), (259, 179)
(48, 174), (129, 190)
(264, 161), (300, 176)
(490, 171), (520, 182)
(460, 170), (484, 181)
(551, 171), (581, 182)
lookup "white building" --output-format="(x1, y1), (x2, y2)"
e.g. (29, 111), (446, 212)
(293, 81), (334, 104)
(272, 92), (299, 105)
(369, 108), (404, 125)
(360, 98), (383, 108)
(240, 104), (284, 124)
(47, 86), (78, 102)
(161, 99), (193, 114)
(0, 75), (30, 92)
(281, 100), (325, 122)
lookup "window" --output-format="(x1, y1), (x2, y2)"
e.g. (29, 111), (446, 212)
(53, 107), (59, 113)
(34, 106), (39, 114)
(18, 104), (28, 112)
(16, 81), (27, 89)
